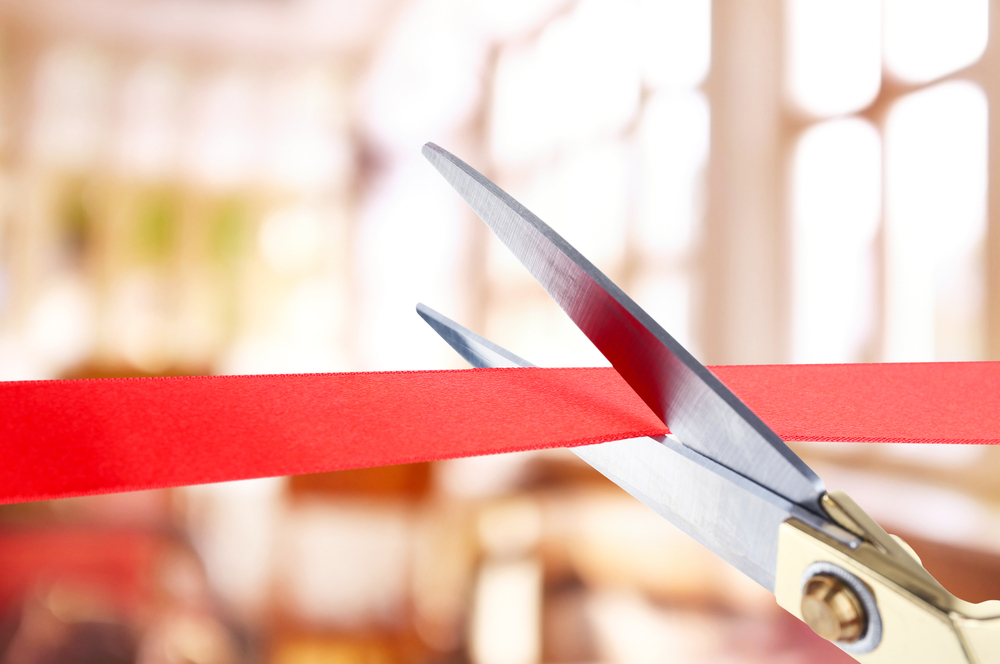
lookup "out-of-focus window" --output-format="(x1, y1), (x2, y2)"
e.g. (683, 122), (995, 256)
(486, 0), (710, 363)
(791, 118), (881, 363)
(786, 0), (881, 117)
(884, 0), (988, 84)
(885, 81), (988, 361)
(787, 0), (989, 364)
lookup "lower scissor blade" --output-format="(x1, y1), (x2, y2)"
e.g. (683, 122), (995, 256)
(417, 303), (534, 369)
(575, 435), (811, 590)
(415, 304), (856, 590)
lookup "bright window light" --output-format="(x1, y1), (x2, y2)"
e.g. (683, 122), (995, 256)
(263, 70), (350, 193)
(26, 277), (95, 373)
(470, 559), (542, 664)
(791, 118), (881, 363)
(518, 140), (631, 270)
(636, 91), (709, 259)
(637, 0), (711, 91)
(490, 0), (641, 166)
(472, 0), (574, 41)
(360, 0), (485, 153)
(116, 60), (183, 179)
(884, 0), (988, 84)
(785, 0), (881, 117)
(354, 158), (467, 371)
(632, 273), (694, 357)
(185, 71), (259, 188)
(31, 45), (113, 168)
(884, 81), (987, 361)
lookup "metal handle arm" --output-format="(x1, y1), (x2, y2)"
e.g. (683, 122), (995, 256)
(776, 491), (1000, 663)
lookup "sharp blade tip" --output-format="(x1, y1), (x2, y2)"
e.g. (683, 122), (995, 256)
(415, 302), (435, 322)
(421, 142), (444, 160)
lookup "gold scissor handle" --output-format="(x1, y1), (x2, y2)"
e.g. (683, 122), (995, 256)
(776, 491), (1000, 663)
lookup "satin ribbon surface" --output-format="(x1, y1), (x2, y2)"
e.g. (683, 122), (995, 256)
(2, 362), (998, 505)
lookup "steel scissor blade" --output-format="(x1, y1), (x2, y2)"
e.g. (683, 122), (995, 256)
(415, 303), (856, 590)
(422, 143), (825, 515)
(417, 303), (534, 368)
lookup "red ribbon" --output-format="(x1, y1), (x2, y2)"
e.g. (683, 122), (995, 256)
(2, 362), (998, 505)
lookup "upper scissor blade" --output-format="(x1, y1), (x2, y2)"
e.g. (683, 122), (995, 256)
(423, 142), (825, 515)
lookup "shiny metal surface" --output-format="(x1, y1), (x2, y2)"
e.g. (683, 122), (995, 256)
(800, 562), (882, 654)
(422, 142), (826, 515)
(574, 436), (837, 590)
(416, 303), (534, 368)
(415, 303), (858, 590)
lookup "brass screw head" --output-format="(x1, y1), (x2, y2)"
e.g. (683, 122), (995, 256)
(801, 574), (867, 643)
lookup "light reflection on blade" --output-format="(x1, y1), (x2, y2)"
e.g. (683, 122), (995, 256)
(422, 142), (826, 516)
(417, 303), (534, 368)
(414, 303), (856, 590)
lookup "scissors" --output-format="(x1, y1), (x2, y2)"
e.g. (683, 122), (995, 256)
(416, 143), (1000, 663)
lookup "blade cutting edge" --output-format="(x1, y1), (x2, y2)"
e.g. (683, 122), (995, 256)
(422, 142), (826, 515)
(417, 303), (534, 369)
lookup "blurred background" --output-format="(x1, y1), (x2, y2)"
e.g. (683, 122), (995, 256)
(1, 0), (1000, 662)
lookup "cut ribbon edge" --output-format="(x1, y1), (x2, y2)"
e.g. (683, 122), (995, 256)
(1, 361), (998, 505)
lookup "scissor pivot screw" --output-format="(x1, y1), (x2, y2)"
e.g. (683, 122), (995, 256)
(801, 574), (866, 643)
